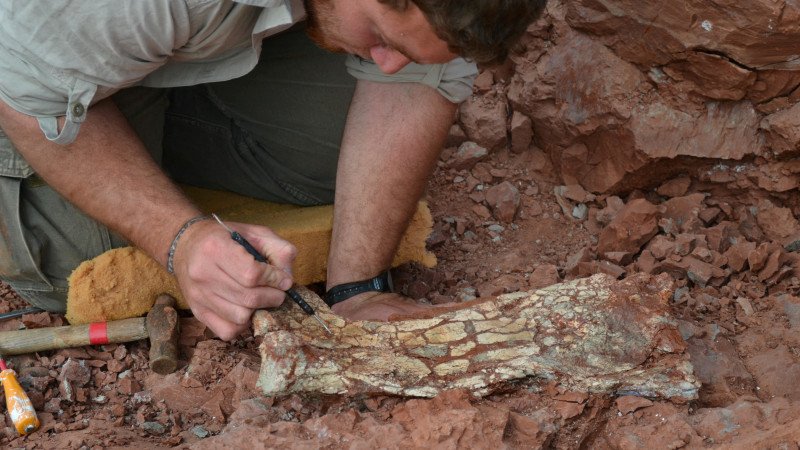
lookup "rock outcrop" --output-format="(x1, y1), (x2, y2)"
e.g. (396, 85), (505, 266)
(465, 0), (800, 196)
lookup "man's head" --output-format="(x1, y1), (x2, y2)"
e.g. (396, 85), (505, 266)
(379, 0), (547, 66)
(305, 0), (546, 74)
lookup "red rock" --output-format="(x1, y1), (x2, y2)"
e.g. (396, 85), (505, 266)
(656, 176), (691, 198)
(598, 199), (662, 255)
(758, 249), (783, 281)
(505, 412), (557, 449)
(20, 312), (52, 329)
(762, 102), (800, 157)
(444, 124), (467, 149)
(489, 167), (509, 178)
(118, 377), (140, 396)
(554, 391), (588, 404)
(745, 345), (800, 401)
(635, 250), (657, 274)
(596, 196), (625, 225)
(44, 398), (62, 414)
(553, 400), (585, 419)
(484, 181), (520, 223)
(58, 349), (91, 360)
(674, 233), (705, 257)
(59, 358), (91, 387)
(87, 349), (113, 361)
(593, 261), (627, 279)
(698, 206), (722, 225)
(662, 193), (706, 233)
(558, 184), (593, 203)
(471, 204), (492, 220)
(647, 235), (675, 260)
(448, 141), (489, 171)
(748, 242), (775, 272)
(87, 360), (106, 370)
(510, 111), (533, 153)
(460, 94), (509, 151)
(603, 251), (633, 266)
(471, 162), (494, 183)
(683, 256), (727, 287)
(113, 346), (128, 361)
(755, 200), (800, 245)
(74, 387), (87, 403)
(529, 264), (560, 290)
(468, 191), (485, 203)
(705, 221), (740, 253)
(615, 396), (653, 415)
(565, 246), (595, 275)
(736, 206), (767, 242)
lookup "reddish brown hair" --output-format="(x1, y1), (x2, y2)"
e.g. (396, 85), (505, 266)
(380, 0), (547, 65)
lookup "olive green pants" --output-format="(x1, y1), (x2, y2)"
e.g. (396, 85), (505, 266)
(0, 28), (356, 311)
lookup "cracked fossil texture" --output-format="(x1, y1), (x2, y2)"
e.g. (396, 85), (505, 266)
(254, 273), (699, 400)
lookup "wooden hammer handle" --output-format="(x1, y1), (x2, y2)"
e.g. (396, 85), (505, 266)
(0, 318), (147, 356)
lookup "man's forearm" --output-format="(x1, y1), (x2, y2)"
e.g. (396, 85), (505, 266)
(0, 98), (199, 265)
(327, 80), (457, 287)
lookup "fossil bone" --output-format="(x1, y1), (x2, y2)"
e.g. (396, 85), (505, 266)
(255, 273), (699, 400)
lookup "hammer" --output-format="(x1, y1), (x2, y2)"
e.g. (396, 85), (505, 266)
(0, 294), (180, 375)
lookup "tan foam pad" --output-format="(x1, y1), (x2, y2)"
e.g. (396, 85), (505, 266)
(66, 187), (435, 324)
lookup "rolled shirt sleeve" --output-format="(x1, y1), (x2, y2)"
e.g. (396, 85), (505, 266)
(345, 55), (478, 104)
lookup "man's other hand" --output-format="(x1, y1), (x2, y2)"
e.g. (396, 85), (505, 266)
(172, 220), (297, 340)
(330, 291), (445, 321)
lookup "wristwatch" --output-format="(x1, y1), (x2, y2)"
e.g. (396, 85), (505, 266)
(324, 271), (393, 307)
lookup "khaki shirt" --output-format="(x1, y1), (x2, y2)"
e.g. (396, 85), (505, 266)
(0, 0), (477, 177)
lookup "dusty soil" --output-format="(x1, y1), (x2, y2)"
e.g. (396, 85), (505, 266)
(2, 141), (800, 448)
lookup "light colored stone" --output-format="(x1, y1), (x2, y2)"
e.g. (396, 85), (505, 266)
(255, 274), (698, 400)
(424, 323), (467, 344)
(451, 342), (476, 357)
(434, 360), (470, 376)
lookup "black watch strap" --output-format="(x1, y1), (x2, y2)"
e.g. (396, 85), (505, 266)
(324, 271), (393, 307)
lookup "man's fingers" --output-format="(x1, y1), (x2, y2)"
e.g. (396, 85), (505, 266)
(236, 224), (298, 273)
(191, 303), (248, 341)
(217, 226), (295, 289)
(201, 292), (258, 327)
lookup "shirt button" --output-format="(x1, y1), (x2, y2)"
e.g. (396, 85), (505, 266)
(71, 103), (85, 117)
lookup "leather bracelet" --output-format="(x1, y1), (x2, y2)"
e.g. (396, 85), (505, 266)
(166, 214), (212, 274)
(324, 271), (393, 307)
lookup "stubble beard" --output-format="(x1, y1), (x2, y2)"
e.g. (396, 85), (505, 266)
(304, 0), (346, 53)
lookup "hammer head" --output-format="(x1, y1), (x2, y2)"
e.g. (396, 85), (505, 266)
(146, 294), (180, 375)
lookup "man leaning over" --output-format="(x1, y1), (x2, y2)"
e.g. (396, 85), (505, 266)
(0, 0), (546, 340)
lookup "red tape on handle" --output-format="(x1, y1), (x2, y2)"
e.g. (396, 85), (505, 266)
(88, 322), (109, 345)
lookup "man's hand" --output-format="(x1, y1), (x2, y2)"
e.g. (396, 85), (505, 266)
(330, 291), (444, 321)
(172, 219), (297, 340)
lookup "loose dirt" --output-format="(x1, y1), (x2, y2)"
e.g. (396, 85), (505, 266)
(2, 142), (799, 448)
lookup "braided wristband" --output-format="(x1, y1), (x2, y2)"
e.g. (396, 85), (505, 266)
(166, 214), (212, 274)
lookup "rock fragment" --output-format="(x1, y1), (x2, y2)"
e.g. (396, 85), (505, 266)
(484, 181), (520, 223)
(598, 199), (662, 255)
(448, 141), (488, 171)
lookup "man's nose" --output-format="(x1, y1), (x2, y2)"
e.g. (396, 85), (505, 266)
(370, 46), (412, 74)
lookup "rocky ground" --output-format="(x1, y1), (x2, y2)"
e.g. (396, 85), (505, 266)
(3, 0), (800, 448)
(2, 142), (799, 448)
